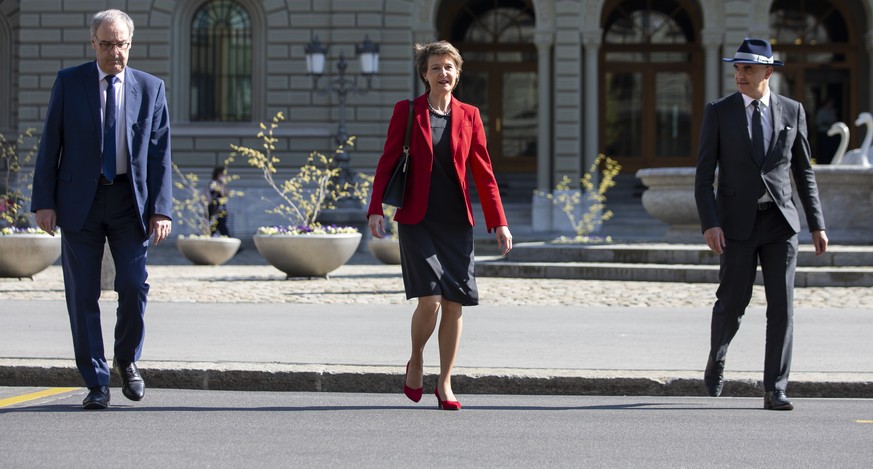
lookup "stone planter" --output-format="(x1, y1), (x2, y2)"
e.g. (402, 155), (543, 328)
(636, 167), (702, 242)
(0, 234), (62, 278)
(176, 236), (241, 265)
(253, 232), (362, 278)
(368, 237), (401, 264)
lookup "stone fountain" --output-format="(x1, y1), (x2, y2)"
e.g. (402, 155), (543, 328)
(636, 165), (873, 244)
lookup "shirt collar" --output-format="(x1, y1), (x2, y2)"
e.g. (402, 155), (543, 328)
(742, 89), (771, 109)
(97, 65), (126, 84)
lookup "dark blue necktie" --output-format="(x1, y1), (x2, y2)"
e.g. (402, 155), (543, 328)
(104, 75), (117, 180)
(752, 99), (765, 167)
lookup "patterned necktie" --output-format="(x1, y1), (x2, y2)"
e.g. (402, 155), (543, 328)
(752, 99), (765, 167)
(104, 75), (117, 180)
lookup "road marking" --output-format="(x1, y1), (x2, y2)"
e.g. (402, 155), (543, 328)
(855, 420), (873, 424)
(0, 388), (80, 408)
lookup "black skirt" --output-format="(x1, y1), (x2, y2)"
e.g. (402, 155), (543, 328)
(397, 218), (479, 306)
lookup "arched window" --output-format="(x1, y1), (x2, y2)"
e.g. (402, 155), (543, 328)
(439, 0), (537, 172)
(600, 0), (702, 171)
(190, 0), (252, 121)
(768, 0), (855, 164)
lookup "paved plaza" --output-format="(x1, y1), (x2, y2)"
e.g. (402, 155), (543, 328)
(3, 244), (873, 309)
(1, 243), (872, 398)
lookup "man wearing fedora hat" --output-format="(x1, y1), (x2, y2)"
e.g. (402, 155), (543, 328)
(694, 38), (828, 410)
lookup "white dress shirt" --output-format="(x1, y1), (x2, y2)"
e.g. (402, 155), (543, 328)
(742, 90), (773, 203)
(97, 67), (128, 176)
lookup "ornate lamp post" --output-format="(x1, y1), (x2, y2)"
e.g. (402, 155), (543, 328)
(304, 36), (379, 187)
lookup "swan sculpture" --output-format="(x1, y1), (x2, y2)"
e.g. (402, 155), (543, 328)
(827, 122), (849, 165)
(836, 112), (873, 167)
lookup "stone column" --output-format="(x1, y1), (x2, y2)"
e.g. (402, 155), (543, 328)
(530, 30), (556, 233)
(581, 30), (601, 173)
(701, 29), (722, 103)
(534, 30), (554, 192)
(867, 31), (873, 112)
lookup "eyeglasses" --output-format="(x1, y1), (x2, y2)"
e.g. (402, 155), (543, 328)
(95, 40), (131, 51)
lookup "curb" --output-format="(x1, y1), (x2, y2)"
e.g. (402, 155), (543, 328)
(2, 359), (872, 399)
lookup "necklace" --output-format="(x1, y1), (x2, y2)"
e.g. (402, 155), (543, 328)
(427, 95), (451, 117)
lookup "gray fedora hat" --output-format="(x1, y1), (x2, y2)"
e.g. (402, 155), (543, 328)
(722, 38), (784, 66)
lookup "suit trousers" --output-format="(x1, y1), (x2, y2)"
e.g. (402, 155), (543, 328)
(61, 181), (150, 387)
(709, 207), (798, 392)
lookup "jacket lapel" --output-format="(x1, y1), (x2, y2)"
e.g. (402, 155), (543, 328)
(124, 69), (141, 161)
(415, 96), (432, 161)
(449, 97), (464, 163)
(85, 62), (103, 153)
(729, 92), (756, 162)
(765, 93), (783, 163)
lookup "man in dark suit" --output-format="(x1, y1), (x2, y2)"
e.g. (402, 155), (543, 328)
(695, 38), (828, 411)
(31, 9), (172, 410)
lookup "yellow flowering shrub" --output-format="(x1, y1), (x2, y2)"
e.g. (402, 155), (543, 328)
(232, 112), (371, 234)
(537, 154), (622, 243)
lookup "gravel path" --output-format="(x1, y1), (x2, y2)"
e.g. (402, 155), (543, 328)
(3, 260), (871, 309)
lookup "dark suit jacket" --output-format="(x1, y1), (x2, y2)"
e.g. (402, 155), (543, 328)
(367, 94), (508, 232)
(31, 61), (172, 235)
(694, 91), (825, 240)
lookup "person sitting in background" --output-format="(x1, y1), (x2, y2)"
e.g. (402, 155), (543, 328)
(208, 166), (230, 237)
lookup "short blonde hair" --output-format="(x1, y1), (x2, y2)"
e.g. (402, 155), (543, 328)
(414, 41), (463, 91)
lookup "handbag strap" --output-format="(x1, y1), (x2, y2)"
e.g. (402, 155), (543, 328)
(402, 99), (413, 155)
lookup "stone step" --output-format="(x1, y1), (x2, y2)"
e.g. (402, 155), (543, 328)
(475, 260), (873, 287)
(504, 243), (873, 267)
(475, 243), (873, 286)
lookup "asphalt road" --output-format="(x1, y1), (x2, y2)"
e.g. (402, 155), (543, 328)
(2, 387), (872, 468)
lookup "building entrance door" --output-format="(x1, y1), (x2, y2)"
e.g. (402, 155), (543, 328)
(458, 63), (537, 172)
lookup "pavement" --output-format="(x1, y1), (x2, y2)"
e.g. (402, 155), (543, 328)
(1, 240), (872, 399)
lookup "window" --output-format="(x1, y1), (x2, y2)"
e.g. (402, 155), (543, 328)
(601, 0), (702, 171)
(440, 0), (538, 172)
(768, 0), (855, 164)
(190, 0), (252, 121)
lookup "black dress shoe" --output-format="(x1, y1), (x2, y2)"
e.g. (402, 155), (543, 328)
(764, 390), (794, 411)
(704, 356), (726, 397)
(82, 386), (110, 410)
(114, 359), (145, 401)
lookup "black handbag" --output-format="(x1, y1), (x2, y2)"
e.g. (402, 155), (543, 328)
(382, 100), (414, 208)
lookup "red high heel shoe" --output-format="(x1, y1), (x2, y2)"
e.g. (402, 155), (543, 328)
(434, 386), (461, 411)
(403, 362), (422, 402)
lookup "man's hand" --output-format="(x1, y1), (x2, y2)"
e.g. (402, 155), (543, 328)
(812, 230), (828, 255)
(149, 215), (172, 245)
(35, 209), (57, 236)
(703, 227), (725, 255)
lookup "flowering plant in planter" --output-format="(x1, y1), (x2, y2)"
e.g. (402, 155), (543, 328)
(171, 158), (244, 265)
(1, 129), (45, 235)
(231, 112), (371, 235)
(0, 226), (46, 236)
(171, 156), (242, 238)
(0, 130), (60, 278)
(257, 224), (358, 236)
(536, 154), (622, 243)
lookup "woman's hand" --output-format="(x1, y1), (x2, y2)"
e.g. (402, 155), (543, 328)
(368, 214), (386, 239)
(495, 225), (512, 255)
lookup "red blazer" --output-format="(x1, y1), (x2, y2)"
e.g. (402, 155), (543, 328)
(367, 94), (508, 232)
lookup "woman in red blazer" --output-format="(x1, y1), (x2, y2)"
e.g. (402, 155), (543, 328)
(368, 41), (512, 410)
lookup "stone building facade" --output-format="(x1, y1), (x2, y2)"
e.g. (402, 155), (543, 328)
(1, 0), (871, 234)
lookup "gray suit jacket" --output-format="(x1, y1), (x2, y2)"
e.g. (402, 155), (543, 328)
(694, 91), (825, 240)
